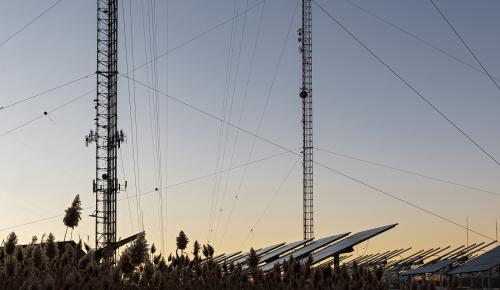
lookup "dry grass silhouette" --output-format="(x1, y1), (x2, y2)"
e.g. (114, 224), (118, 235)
(0, 196), (390, 289)
(0, 229), (391, 289)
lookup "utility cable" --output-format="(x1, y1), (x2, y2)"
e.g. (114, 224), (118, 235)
(119, 147), (136, 233)
(141, 0), (164, 249)
(122, 0), (143, 232)
(238, 157), (300, 249)
(428, 0), (500, 94)
(0, 88), (94, 137)
(341, 0), (500, 82)
(213, 0), (253, 243)
(0, 1), (266, 138)
(123, 74), (496, 242)
(0, 0), (65, 49)
(315, 147), (500, 197)
(208, 0), (241, 243)
(213, 1), (268, 246)
(313, 0), (500, 168)
(218, 0), (300, 246)
(127, 0), (266, 75)
(164, 0), (170, 255)
(0, 148), (291, 233)
(0, 73), (94, 112)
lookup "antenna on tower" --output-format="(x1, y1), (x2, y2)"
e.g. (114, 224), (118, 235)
(86, 0), (126, 262)
(299, 0), (314, 240)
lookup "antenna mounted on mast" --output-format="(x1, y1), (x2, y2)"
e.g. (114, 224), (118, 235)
(86, 0), (126, 262)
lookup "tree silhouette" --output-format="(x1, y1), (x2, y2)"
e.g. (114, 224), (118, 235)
(63, 194), (82, 241)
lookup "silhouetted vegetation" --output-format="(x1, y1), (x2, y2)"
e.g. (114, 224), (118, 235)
(63, 194), (82, 241)
(0, 229), (392, 289)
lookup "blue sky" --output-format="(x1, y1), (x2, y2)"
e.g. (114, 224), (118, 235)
(1, 0), (499, 256)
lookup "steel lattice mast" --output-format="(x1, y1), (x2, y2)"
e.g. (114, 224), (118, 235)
(299, 0), (313, 240)
(86, 0), (125, 261)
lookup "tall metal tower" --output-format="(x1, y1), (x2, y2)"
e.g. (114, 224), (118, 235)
(299, 0), (314, 240)
(86, 0), (125, 260)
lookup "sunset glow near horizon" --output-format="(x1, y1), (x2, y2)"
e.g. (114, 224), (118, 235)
(1, 0), (500, 258)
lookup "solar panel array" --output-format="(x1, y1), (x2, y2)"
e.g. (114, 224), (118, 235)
(225, 242), (285, 266)
(311, 224), (398, 264)
(402, 259), (459, 275)
(215, 252), (241, 264)
(258, 239), (311, 264)
(255, 242), (286, 257)
(260, 233), (349, 272)
(205, 224), (398, 273)
(448, 246), (500, 274)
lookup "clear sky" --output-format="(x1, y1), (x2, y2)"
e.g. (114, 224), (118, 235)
(1, 0), (500, 258)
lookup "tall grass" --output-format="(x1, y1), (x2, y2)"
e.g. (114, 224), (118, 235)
(0, 230), (389, 289)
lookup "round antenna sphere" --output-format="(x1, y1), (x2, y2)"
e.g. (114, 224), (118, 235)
(300, 90), (308, 99)
(102, 174), (108, 180)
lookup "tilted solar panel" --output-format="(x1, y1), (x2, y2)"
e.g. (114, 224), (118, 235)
(402, 259), (458, 275)
(310, 224), (397, 265)
(255, 242), (286, 256)
(258, 239), (312, 264)
(216, 252), (242, 264)
(225, 253), (248, 265)
(448, 246), (500, 274)
(201, 253), (225, 264)
(229, 242), (285, 266)
(212, 254), (227, 263)
(260, 233), (349, 272)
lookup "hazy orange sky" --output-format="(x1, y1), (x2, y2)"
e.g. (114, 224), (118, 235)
(1, 0), (500, 258)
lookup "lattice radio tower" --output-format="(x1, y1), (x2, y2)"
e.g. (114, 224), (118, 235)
(299, 0), (314, 240)
(85, 0), (126, 260)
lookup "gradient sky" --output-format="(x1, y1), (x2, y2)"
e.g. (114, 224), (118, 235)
(1, 0), (500, 258)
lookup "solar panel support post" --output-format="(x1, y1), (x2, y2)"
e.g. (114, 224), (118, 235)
(334, 254), (340, 268)
(299, 0), (314, 241)
(86, 0), (126, 263)
(487, 269), (491, 289)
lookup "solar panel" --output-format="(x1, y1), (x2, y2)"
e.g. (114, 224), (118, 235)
(310, 224), (397, 265)
(260, 233), (349, 272)
(212, 254), (227, 263)
(228, 242), (285, 266)
(258, 239), (312, 264)
(448, 246), (500, 274)
(225, 252), (248, 265)
(402, 259), (459, 275)
(255, 242), (286, 256)
(201, 253), (225, 265)
(216, 252), (242, 264)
